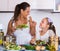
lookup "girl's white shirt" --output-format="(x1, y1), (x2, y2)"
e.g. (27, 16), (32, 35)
(36, 29), (55, 42)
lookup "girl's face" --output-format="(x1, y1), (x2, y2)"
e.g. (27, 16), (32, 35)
(40, 18), (49, 29)
(21, 7), (30, 18)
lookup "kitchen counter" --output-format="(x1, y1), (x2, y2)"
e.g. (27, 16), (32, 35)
(0, 45), (60, 51)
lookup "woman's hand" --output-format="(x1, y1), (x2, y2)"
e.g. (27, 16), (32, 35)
(29, 16), (36, 27)
(29, 16), (36, 37)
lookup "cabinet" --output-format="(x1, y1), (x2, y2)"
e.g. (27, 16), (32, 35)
(36, 0), (55, 9)
(54, 0), (60, 12)
(8, 0), (55, 11)
(0, 0), (36, 11)
(0, 0), (8, 11)
(8, 0), (37, 11)
(8, 0), (20, 11)
(0, 0), (56, 11)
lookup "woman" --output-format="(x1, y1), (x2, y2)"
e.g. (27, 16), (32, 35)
(36, 17), (56, 42)
(7, 2), (36, 45)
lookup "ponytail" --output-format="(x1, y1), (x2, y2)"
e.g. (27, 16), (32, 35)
(45, 17), (56, 34)
(13, 4), (20, 21)
(48, 22), (56, 34)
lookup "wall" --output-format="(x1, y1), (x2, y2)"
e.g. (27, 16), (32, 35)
(0, 10), (60, 36)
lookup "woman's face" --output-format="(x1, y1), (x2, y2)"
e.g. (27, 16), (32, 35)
(21, 7), (30, 18)
(40, 18), (49, 29)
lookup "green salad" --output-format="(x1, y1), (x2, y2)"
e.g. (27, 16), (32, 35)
(5, 43), (21, 50)
(23, 45), (35, 50)
(16, 24), (28, 29)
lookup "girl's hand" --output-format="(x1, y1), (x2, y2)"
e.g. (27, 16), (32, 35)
(30, 38), (36, 44)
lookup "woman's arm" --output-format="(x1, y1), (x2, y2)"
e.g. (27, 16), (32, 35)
(29, 16), (36, 37)
(30, 22), (36, 36)
(7, 20), (15, 35)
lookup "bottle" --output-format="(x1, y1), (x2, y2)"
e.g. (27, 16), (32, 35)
(6, 35), (10, 42)
(0, 29), (4, 45)
(49, 36), (54, 45)
(9, 34), (16, 43)
(54, 35), (58, 50)
(58, 36), (60, 45)
(6, 34), (16, 44)
(49, 36), (56, 51)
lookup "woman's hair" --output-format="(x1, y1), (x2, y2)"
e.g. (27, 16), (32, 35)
(13, 2), (30, 21)
(46, 17), (56, 34)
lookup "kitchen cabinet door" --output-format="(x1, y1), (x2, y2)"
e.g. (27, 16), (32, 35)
(8, 0), (37, 11)
(36, 0), (55, 9)
(0, 0), (55, 11)
(53, 0), (60, 12)
(0, 0), (8, 11)
(8, 0), (20, 11)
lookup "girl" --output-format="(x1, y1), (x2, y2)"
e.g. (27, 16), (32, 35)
(36, 17), (56, 42)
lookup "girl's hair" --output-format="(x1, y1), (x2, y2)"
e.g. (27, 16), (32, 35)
(46, 17), (56, 34)
(13, 2), (30, 21)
